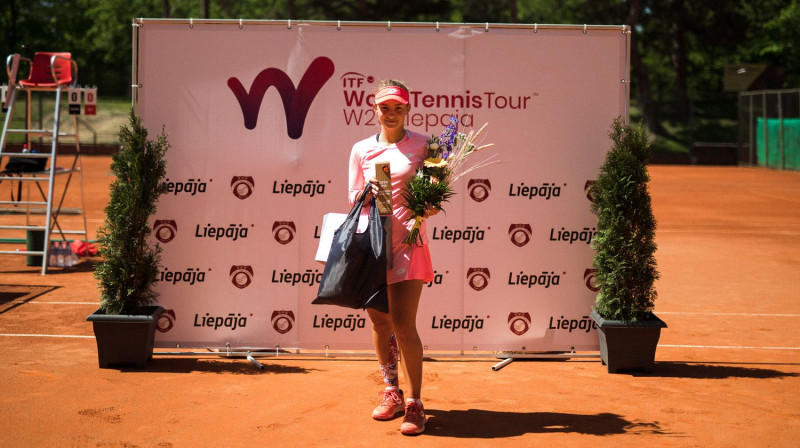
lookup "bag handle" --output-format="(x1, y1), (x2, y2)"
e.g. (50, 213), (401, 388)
(347, 183), (373, 219)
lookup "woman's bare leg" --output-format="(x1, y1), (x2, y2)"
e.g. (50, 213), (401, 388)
(388, 280), (424, 399)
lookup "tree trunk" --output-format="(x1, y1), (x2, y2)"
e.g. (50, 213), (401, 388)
(672, 0), (690, 122)
(628, 0), (663, 133)
(7, 0), (18, 52)
(161, 0), (170, 18)
(510, 0), (518, 23)
(202, 0), (210, 19)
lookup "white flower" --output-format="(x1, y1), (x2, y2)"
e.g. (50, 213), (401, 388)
(429, 142), (439, 151)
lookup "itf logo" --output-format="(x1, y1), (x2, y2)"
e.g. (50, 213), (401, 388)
(227, 56), (335, 139)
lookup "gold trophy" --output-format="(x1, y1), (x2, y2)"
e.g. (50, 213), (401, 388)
(375, 162), (392, 215)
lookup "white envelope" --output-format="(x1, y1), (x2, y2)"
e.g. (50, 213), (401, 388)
(315, 212), (371, 263)
(314, 213), (346, 263)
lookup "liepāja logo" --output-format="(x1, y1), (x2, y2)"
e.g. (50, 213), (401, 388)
(508, 312), (531, 336)
(467, 267), (490, 291)
(271, 310), (295, 334)
(165, 178), (208, 196)
(508, 224), (532, 247)
(230, 265), (254, 289)
(231, 176), (254, 200)
(584, 268), (599, 292)
(584, 180), (596, 203)
(157, 309), (176, 333)
(153, 219), (178, 243)
(468, 179), (491, 202)
(272, 221), (296, 245)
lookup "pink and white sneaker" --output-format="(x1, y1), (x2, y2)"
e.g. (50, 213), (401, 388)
(400, 400), (426, 435)
(372, 388), (405, 420)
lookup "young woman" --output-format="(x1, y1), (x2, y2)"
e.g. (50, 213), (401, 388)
(347, 80), (438, 436)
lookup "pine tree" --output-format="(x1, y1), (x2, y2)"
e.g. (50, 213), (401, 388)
(94, 110), (169, 315)
(590, 118), (658, 323)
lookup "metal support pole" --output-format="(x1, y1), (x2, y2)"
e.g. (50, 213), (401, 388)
(492, 358), (514, 371)
(778, 92), (784, 169)
(762, 93), (768, 167)
(247, 354), (265, 370)
(749, 94), (754, 165)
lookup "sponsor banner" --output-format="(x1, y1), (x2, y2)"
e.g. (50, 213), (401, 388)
(138, 22), (628, 351)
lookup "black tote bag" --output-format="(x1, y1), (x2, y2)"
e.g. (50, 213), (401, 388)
(312, 185), (389, 313)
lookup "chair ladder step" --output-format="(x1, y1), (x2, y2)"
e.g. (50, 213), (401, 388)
(0, 175), (53, 182)
(0, 200), (49, 206)
(0, 250), (46, 256)
(0, 152), (52, 158)
(3, 129), (54, 136)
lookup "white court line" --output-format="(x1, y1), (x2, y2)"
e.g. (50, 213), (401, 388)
(9, 301), (100, 305)
(660, 344), (800, 351)
(657, 311), (800, 317)
(749, 190), (800, 204)
(0, 335), (797, 351)
(657, 229), (800, 235)
(0, 334), (94, 339)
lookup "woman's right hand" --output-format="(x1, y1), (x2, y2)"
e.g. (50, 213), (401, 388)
(360, 178), (380, 201)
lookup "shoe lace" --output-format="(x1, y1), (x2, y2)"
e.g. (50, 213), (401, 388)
(404, 402), (424, 422)
(381, 389), (402, 407)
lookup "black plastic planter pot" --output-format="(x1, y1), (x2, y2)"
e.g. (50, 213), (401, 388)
(87, 306), (164, 369)
(590, 311), (667, 374)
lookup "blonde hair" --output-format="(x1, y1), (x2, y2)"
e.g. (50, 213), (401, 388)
(374, 79), (410, 94)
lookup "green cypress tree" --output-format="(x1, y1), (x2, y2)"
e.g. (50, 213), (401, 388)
(590, 118), (658, 323)
(94, 110), (169, 315)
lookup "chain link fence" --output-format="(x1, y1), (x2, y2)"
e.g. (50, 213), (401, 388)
(738, 89), (800, 170)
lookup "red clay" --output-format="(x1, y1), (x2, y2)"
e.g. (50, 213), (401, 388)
(1, 159), (799, 447)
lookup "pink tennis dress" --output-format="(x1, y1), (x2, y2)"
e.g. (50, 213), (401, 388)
(348, 130), (434, 285)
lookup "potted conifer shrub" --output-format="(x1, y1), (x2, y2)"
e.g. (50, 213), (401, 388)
(589, 118), (666, 373)
(87, 110), (169, 369)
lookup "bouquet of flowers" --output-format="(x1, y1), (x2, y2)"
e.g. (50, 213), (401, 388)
(402, 116), (495, 245)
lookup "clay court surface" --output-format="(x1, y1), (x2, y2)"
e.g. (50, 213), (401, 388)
(1, 157), (798, 447)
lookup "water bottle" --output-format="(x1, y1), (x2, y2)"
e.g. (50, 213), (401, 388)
(70, 241), (79, 265)
(48, 242), (57, 266)
(55, 241), (65, 267)
(64, 241), (74, 267)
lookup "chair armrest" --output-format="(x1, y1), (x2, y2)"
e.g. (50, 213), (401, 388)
(5, 54), (31, 85)
(50, 54), (79, 87)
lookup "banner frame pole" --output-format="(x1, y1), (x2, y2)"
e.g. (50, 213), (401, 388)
(132, 18), (629, 33)
(152, 350), (601, 361)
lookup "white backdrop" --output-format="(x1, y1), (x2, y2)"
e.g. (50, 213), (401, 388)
(135, 20), (630, 352)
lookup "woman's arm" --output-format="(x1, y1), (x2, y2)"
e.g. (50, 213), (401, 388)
(348, 144), (365, 205)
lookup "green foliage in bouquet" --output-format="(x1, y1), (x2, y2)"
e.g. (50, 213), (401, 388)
(94, 110), (169, 315)
(402, 161), (455, 222)
(590, 118), (658, 323)
(401, 117), (495, 245)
